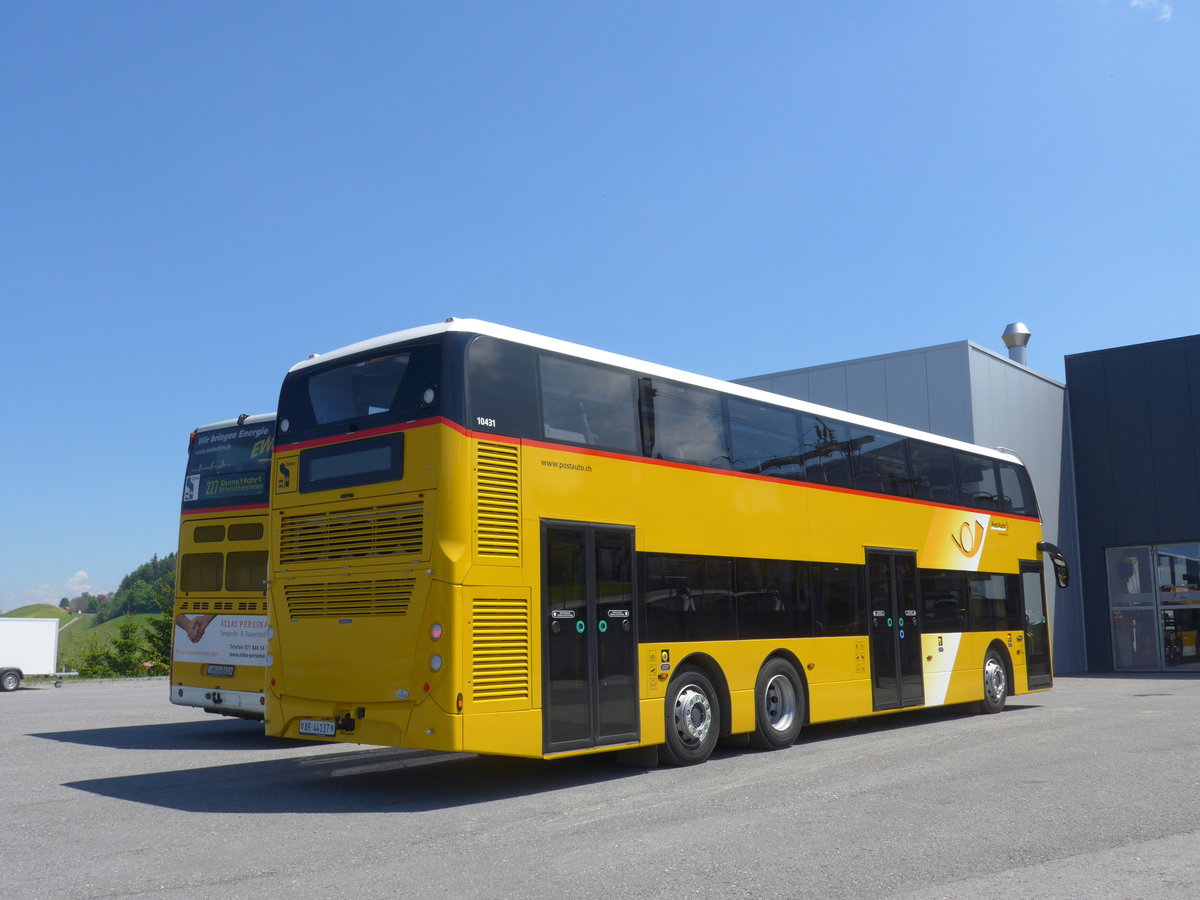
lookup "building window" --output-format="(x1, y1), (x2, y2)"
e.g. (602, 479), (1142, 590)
(1107, 543), (1200, 671)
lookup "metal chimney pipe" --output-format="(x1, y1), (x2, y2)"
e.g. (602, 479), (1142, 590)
(1002, 322), (1031, 366)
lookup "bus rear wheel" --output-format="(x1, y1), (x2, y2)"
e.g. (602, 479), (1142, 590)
(659, 667), (720, 766)
(1, 670), (21, 692)
(979, 649), (1008, 714)
(750, 658), (804, 750)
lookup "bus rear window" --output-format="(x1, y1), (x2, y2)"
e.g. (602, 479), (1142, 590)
(183, 421), (274, 512)
(278, 341), (441, 444)
(309, 354), (411, 424)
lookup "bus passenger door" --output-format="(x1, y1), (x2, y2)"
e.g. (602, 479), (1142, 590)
(867, 551), (924, 711)
(542, 523), (639, 754)
(1021, 563), (1053, 689)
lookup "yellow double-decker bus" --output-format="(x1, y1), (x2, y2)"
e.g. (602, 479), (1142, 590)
(265, 320), (1067, 764)
(171, 414), (274, 719)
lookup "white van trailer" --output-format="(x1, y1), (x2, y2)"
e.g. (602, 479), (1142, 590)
(0, 618), (60, 691)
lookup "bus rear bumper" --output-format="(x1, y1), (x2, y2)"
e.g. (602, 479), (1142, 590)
(170, 685), (265, 719)
(265, 693), (463, 752)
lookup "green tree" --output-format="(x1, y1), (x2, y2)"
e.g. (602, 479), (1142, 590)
(103, 553), (176, 623)
(67, 552), (180, 677)
(142, 582), (174, 674)
(108, 619), (148, 677)
(59, 597), (69, 610)
(76, 637), (114, 678)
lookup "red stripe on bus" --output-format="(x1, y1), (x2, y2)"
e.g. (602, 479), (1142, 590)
(270, 420), (1042, 524)
(491, 433), (1043, 523)
(273, 416), (456, 453)
(181, 503), (269, 515)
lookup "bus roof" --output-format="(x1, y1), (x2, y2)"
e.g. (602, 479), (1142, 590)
(192, 412), (277, 434)
(288, 319), (1022, 465)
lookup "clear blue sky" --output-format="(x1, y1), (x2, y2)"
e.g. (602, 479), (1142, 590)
(1, 1), (1193, 610)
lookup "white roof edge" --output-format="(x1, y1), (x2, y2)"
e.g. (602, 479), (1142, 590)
(287, 319), (1020, 463)
(287, 321), (467, 372)
(194, 413), (276, 432)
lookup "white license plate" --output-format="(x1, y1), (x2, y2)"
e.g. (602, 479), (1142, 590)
(299, 719), (337, 737)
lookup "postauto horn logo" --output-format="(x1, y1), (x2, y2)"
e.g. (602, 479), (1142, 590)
(951, 520), (986, 559)
(924, 510), (992, 571)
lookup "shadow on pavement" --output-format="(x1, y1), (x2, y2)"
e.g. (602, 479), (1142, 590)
(54, 700), (1048, 815)
(31, 718), (311, 751)
(63, 748), (642, 814)
(793, 698), (1042, 746)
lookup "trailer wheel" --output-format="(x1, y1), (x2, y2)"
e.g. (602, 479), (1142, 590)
(0, 670), (21, 692)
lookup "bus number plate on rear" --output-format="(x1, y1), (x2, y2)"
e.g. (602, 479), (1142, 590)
(299, 719), (337, 737)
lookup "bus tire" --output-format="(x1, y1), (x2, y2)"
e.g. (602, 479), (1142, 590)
(659, 667), (720, 766)
(1, 670), (21, 692)
(750, 658), (804, 751)
(979, 649), (1008, 714)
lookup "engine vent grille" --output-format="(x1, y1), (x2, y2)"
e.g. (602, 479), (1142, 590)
(279, 501), (424, 563)
(471, 597), (531, 702)
(283, 578), (414, 618)
(177, 600), (268, 612)
(475, 442), (520, 559)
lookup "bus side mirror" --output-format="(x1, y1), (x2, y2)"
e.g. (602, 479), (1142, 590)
(1037, 541), (1070, 589)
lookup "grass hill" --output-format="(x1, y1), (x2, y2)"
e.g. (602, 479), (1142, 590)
(58, 615), (158, 671)
(4, 551), (174, 676)
(2, 606), (158, 674)
(4, 603), (73, 622)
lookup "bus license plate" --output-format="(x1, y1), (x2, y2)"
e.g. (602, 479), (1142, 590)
(299, 719), (337, 737)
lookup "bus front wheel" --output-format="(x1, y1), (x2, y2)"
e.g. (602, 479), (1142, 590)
(659, 667), (720, 766)
(979, 649), (1008, 714)
(0, 670), (21, 692)
(750, 658), (804, 750)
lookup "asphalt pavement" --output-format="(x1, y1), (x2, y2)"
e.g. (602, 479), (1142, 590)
(3, 675), (1200, 899)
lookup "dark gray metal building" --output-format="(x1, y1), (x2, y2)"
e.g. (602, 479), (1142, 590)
(1065, 335), (1200, 672)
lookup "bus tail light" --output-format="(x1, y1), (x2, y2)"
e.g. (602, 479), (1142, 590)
(457, 693), (463, 712)
(430, 654), (443, 672)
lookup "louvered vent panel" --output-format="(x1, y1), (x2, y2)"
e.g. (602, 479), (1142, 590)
(279, 501), (424, 563)
(475, 442), (520, 559)
(284, 578), (414, 618)
(235, 600), (268, 612)
(471, 597), (531, 701)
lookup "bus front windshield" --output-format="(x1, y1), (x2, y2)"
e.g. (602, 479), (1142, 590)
(276, 341), (443, 446)
(183, 421), (274, 511)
